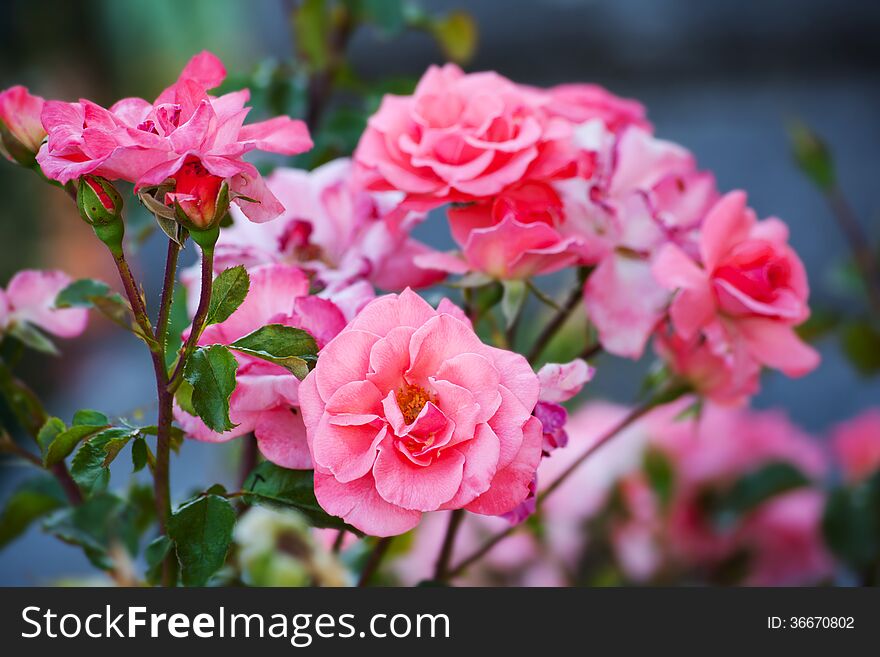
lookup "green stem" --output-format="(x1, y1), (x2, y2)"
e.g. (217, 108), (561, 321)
(167, 244), (215, 393)
(358, 537), (392, 587)
(111, 252), (157, 351)
(526, 285), (583, 364)
(155, 239), (181, 351)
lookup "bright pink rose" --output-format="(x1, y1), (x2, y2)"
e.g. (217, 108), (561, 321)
(298, 289), (543, 536)
(831, 408), (880, 483)
(541, 83), (651, 133)
(416, 182), (583, 280)
(0, 86), (46, 163)
(0, 270), (88, 339)
(653, 190), (819, 381)
(210, 158), (445, 293)
(174, 264), (347, 468)
(37, 51), (312, 223)
(354, 64), (575, 207)
(557, 122), (718, 357)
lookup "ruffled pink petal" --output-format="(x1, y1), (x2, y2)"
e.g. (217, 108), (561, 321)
(254, 407), (312, 469)
(537, 358), (594, 403)
(373, 442), (466, 511)
(315, 329), (379, 400)
(699, 191), (752, 272)
(311, 416), (387, 483)
(314, 471), (422, 537)
(440, 423), (501, 509)
(737, 318), (821, 377)
(238, 116), (313, 155)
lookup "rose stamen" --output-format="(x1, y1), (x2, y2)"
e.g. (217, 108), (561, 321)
(396, 383), (435, 425)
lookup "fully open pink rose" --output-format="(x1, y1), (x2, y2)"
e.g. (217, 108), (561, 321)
(211, 158), (445, 293)
(653, 191), (819, 380)
(541, 83), (651, 133)
(831, 409), (880, 483)
(0, 270), (88, 339)
(354, 64), (575, 207)
(175, 264), (347, 468)
(0, 86), (45, 162)
(37, 51), (312, 223)
(298, 289), (543, 536)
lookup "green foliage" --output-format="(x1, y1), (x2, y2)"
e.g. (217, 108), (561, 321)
(205, 266), (250, 328)
(183, 345), (239, 432)
(230, 324), (318, 379)
(70, 427), (138, 495)
(500, 280), (527, 329)
(643, 448), (675, 511)
(841, 319), (880, 376)
(144, 535), (173, 586)
(243, 462), (360, 534)
(428, 10), (477, 64)
(0, 476), (67, 549)
(7, 321), (58, 355)
(41, 410), (111, 468)
(168, 494), (236, 586)
(787, 120), (835, 191)
(56, 278), (136, 336)
(822, 472), (880, 571)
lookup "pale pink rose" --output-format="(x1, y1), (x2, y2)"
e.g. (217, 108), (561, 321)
(557, 122), (718, 358)
(541, 83), (651, 133)
(609, 403), (833, 585)
(653, 190), (819, 381)
(354, 64), (575, 207)
(0, 86), (46, 162)
(298, 289), (542, 536)
(174, 264), (347, 468)
(37, 51), (312, 223)
(536, 358), (594, 404)
(211, 158), (445, 293)
(831, 408), (880, 483)
(0, 270), (88, 339)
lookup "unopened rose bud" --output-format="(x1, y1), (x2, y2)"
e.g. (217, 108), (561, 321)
(76, 175), (125, 256)
(167, 156), (230, 232)
(0, 86), (46, 167)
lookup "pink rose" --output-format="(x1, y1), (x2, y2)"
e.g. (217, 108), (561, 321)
(653, 190), (819, 381)
(211, 158), (445, 293)
(298, 289), (543, 536)
(37, 51), (312, 223)
(0, 86), (46, 163)
(541, 83), (651, 133)
(354, 64), (575, 207)
(174, 264), (347, 468)
(0, 270), (88, 339)
(831, 409), (880, 483)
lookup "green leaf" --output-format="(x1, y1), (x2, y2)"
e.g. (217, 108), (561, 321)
(229, 324), (318, 380)
(131, 437), (148, 472)
(357, 0), (406, 34)
(44, 424), (106, 468)
(0, 476), (67, 549)
(500, 280), (527, 329)
(822, 473), (880, 569)
(73, 409), (109, 427)
(168, 494), (236, 586)
(70, 428), (136, 495)
(243, 462), (362, 535)
(183, 345), (239, 432)
(787, 120), (835, 191)
(294, 0), (331, 71)
(205, 266), (250, 328)
(56, 279), (133, 333)
(707, 462), (811, 528)
(643, 447), (675, 511)
(8, 322), (58, 355)
(429, 11), (478, 64)
(36, 417), (66, 463)
(145, 535), (173, 585)
(43, 493), (126, 570)
(841, 320), (880, 376)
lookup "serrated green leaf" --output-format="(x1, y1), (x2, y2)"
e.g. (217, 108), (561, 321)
(184, 345), (238, 432)
(0, 476), (67, 549)
(168, 494), (236, 586)
(229, 324), (317, 380)
(56, 278), (134, 333)
(131, 437), (148, 472)
(243, 462), (362, 535)
(73, 409), (109, 427)
(205, 266), (250, 328)
(36, 417), (66, 463)
(44, 424), (106, 467)
(145, 535), (173, 585)
(70, 428), (137, 495)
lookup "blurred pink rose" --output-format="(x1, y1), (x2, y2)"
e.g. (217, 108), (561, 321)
(541, 83), (651, 133)
(0, 85), (45, 163)
(0, 270), (88, 339)
(210, 158), (445, 294)
(175, 264), (347, 468)
(354, 64), (575, 207)
(299, 289), (542, 536)
(653, 190), (819, 383)
(37, 51), (312, 223)
(831, 408), (880, 483)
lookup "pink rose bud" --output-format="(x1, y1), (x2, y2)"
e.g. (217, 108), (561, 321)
(167, 156), (230, 232)
(76, 175), (125, 255)
(0, 86), (46, 166)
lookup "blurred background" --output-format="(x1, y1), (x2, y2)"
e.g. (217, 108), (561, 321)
(1, 0), (879, 584)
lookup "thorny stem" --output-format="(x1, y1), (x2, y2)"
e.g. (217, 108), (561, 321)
(167, 245), (215, 393)
(446, 399), (659, 580)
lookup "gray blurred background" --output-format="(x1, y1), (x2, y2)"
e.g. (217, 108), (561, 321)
(1, 0), (878, 584)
